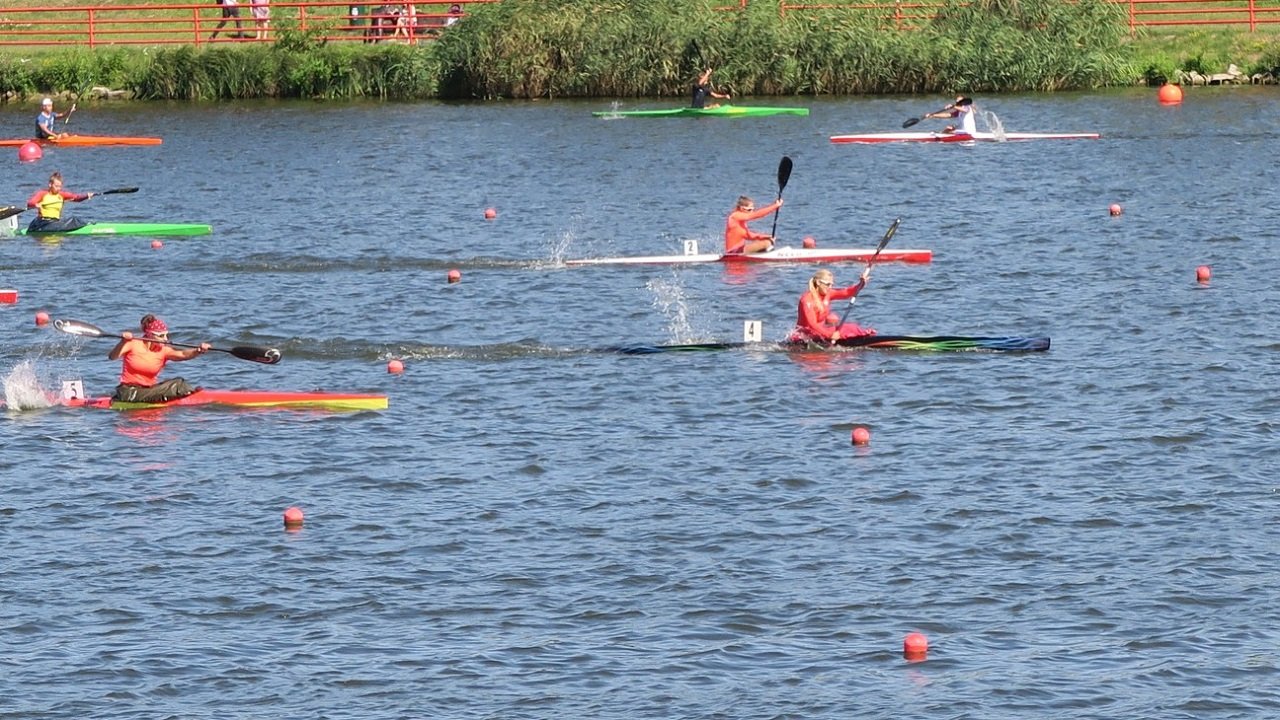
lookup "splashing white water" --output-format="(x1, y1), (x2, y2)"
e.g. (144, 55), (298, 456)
(646, 276), (710, 344)
(981, 109), (1006, 141)
(2, 360), (56, 411)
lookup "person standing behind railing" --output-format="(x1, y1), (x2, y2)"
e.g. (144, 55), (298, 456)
(250, 0), (270, 40)
(211, 0), (246, 40)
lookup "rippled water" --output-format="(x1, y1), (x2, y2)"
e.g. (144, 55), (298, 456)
(3, 88), (1280, 718)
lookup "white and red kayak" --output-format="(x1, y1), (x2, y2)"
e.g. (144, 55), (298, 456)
(565, 244), (932, 267)
(63, 389), (388, 411)
(830, 130), (1100, 144)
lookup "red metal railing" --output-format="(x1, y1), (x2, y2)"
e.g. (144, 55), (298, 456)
(0, 0), (496, 48)
(1, 0), (1278, 47)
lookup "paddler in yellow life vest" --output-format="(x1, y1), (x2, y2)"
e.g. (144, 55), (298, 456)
(26, 171), (94, 233)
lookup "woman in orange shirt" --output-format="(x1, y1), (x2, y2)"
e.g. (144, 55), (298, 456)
(107, 314), (211, 403)
(724, 195), (782, 255)
(788, 268), (876, 344)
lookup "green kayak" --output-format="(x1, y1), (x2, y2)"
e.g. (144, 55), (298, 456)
(20, 222), (212, 237)
(592, 104), (809, 118)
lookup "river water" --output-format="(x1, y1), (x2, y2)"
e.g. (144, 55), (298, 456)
(2, 88), (1279, 718)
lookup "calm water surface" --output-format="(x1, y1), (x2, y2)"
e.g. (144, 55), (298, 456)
(2, 88), (1280, 718)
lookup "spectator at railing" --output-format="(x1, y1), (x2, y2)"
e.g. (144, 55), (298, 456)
(250, 0), (270, 40)
(211, 0), (247, 40)
(395, 3), (418, 42)
(445, 3), (463, 26)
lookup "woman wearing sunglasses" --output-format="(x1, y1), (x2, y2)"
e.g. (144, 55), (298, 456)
(108, 314), (211, 403)
(724, 195), (782, 255)
(788, 268), (876, 344)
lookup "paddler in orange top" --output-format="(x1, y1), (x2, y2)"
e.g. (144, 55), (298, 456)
(26, 171), (94, 234)
(788, 268), (877, 344)
(107, 314), (210, 403)
(724, 195), (782, 255)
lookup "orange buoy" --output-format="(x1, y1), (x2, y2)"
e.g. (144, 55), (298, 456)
(387, 359), (404, 374)
(1158, 83), (1183, 105)
(1108, 203), (1123, 216)
(18, 141), (42, 163)
(851, 426), (870, 445)
(484, 207), (497, 220)
(1196, 265), (1211, 283)
(904, 632), (928, 661)
(447, 269), (461, 284)
(802, 236), (816, 249)
(150, 239), (164, 250)
(283, 506), (304, 529)
(35, 311), (49, 326)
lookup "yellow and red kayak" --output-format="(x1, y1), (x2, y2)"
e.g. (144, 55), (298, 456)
(0, 134), (162, 147)
(65, 389), (388, 411)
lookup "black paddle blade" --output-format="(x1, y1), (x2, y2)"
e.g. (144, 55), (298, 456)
(902, 117), (921, 129)
(880, 217), (901, 248)
(0, 206), (24, 221)
(777, 156), (793, 192)
(101, 187), (139, 195)
(52, 318), (106, 338)
(228, 346), (282, 364)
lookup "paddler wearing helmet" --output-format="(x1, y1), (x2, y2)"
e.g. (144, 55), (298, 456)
(107, 314), (211, 403)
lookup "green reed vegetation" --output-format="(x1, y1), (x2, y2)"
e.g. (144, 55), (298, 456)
(1, 0), (1278, 102)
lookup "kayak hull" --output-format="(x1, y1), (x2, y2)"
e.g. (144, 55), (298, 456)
(65, 389), (388, 411)
(20, 222), (213, 237)
(0, 134), (163, 147)
(566, 245), (932, 267)
(593, 105), (809, 118)
(612, 335), (1051, 354)
(831, 131), (1100, 144)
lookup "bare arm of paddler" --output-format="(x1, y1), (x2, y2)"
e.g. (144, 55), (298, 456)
(108, 332), (210, 361)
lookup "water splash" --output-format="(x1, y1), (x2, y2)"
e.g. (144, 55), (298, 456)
(2, 360), (56, 411)
(646, 276), (705, 344)
(982, 109), (1007, 141)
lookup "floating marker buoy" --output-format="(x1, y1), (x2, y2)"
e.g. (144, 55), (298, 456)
(0, 288), (18, 304)
(283, 506), (304, 530)
(1108, 203), (1123, 216)
(803, 236), (816, 249)
(851, 426), (870, 445)
(18, 141), (42, 163)
(1158, 83), (1183, 105)
(484, 207), (497, 220)
(447, 269), (461, 284)
(35, 310), (49, 326)
(387, 359), (404, 374)
(151, 239), (163, 250)
(1196, 265), (1211, 283)
(904, 632), (928, 661)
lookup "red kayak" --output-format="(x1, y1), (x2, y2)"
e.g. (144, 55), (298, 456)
(0, 134), (163, 147)
(64, 389), (388, 411)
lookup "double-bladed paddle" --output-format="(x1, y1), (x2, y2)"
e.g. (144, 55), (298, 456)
(53, 318), (282, 364)
(1, 188), (137, 218)
(94, 187), (139, 196)
(64, 77), (93, 128)
(902, 105), (950, 129)
(0, 206), (24, 221)
(768, 155), (793, 242)
(834, 217), (901, 332)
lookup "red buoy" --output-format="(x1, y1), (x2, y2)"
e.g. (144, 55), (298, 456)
(484, 207), (497, 220)
(387, 358), (404, 374)
(802, 236), (816, 249)
(283, 506), (305, 529)
(18, 141), (42, 163)
(904, 632), (928, 661)
(151, 239), (164, 250)
(35, 310), (49, 326)
(1108, 203), (1123, 216)
(1196, 265), (1211, 283)
(447, 269), (461, 284)
(851, 427), (870, 445)
(1158, 83), (1183, 105)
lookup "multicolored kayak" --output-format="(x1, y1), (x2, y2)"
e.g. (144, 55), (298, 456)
(19, 222), (212, 237)
(830, 131), (1100, 144)
(611, 335), (1051, 354)
(0, 134), (163, 147)
(65, 389), (388, 411)
(593, 105), (809, 118)
(566, 245), (931, 267)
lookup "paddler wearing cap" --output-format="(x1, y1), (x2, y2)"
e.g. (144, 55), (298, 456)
(26, 171), (94, 234)
(788, 268), (876, 343)
(35, 97), (73, 141)
(107, 314), (211, 403)
(924, 96), (976, 135)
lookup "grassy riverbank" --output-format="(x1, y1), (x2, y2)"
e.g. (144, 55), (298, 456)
(1, 0), (1278, 102)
